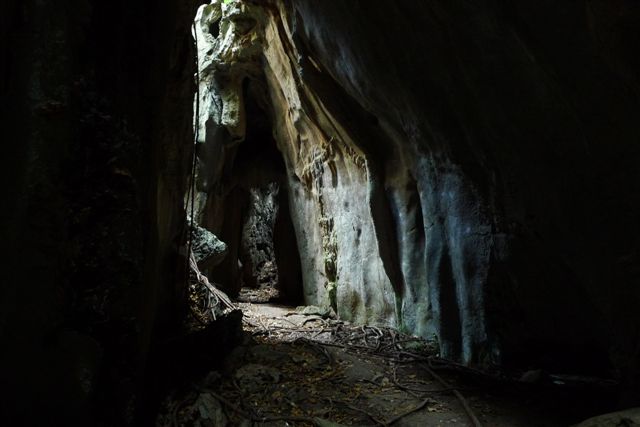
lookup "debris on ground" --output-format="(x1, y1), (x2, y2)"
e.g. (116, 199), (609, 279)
(158, 303), (486, 426)
(158, 303), (622, 427)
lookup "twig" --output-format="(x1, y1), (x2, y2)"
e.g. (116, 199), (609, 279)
(295, 337), (334, 365)
(362, 326), (369, 347)
(391, 365), (421, 399)
(196, 388), (321, 426)
(384, 397), (433, 426)
(189, 251), (236, 310)
(391, 372), (472, 394)
(275, 316), (300, 327)
(331, 399), (386, 426)
(302, 316), (326, 326)
(379, 338), (423, 352)
(421, 364), (483, 427)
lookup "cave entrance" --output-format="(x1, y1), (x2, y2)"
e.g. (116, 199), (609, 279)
(210, 79), (304, 307)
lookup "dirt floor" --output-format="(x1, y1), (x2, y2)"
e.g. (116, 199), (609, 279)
(157, 302), (619, 427)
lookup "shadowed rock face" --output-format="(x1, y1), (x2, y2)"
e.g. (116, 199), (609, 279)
(239, 183), (279, 287)
(2, 0), (640, 423)
(1, 0), (201, 424)
(194, 0), (640, 380)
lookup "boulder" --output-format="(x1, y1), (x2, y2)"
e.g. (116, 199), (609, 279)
(190, 220), (229, 269)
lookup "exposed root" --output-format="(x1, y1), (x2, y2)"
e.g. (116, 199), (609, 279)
(187, 250), (236, 325)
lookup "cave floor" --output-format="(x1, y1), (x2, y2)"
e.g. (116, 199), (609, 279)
(237, 286), (281, 304)
(157, 303), (610, 427)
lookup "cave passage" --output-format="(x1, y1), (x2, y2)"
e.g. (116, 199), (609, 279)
(7, 0), (639, 424)
(227, 83), (303, 306)
(201, 79), (304, 308)
(171, 3), (629, 426)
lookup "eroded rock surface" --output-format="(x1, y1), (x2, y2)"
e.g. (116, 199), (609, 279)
(193, 0), (640, 384)
(191, 219), (229, 269)
(240, 183), (279, 287)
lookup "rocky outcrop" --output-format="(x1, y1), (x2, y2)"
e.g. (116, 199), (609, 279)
(194, 0), (640, 385)
(287, 0), (640, 380)
(191, 220), (229, 270)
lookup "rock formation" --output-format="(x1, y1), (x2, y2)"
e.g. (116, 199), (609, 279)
(193, 0), (640, 380)
(2, 0), (640, 424)
(191, 219), (229, 269)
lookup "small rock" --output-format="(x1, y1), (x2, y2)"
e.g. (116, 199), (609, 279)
(190, 220), (228, 269)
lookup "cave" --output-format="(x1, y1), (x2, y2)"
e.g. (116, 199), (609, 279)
(2, 0), (640, 426)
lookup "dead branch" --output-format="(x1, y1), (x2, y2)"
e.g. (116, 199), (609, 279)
(330, 398), (386, 426)
(384, 397), (434, 426)
(421, 364), (483, 427)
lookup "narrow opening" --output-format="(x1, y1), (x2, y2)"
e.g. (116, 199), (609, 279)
(209, 79), (303, 307)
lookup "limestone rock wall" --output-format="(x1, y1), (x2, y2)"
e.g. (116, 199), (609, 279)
(287, 0), (640, 379)
(193, 0), (397, 327)
(196, 0), (640, 384)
